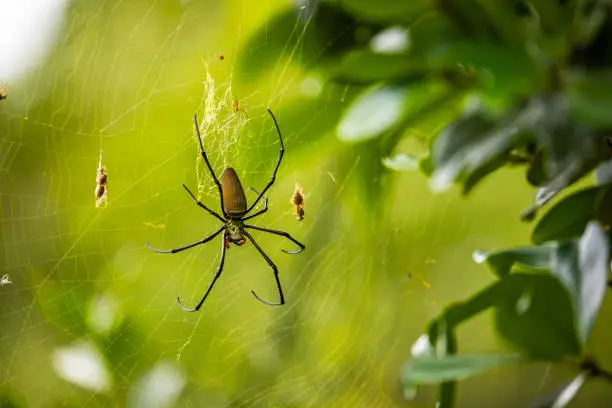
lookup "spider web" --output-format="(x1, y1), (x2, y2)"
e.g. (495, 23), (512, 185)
(0, 1), (568, 407)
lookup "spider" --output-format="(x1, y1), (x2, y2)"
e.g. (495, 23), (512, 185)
(147, 109), (305, 312)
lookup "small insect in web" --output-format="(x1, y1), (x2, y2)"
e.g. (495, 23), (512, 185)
(290, 183), (305, 221)
(0, 82), (8, 101)
(95, 150), (108, 208)
(232, 97), (248, 118)
(147, 109), (305, 312)
(0, 274), (12, 286)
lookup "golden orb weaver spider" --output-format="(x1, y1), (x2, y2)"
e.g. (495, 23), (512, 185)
(147, 109), (305, 312)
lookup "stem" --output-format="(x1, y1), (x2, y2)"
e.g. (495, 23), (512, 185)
(580, 358), (612, 383)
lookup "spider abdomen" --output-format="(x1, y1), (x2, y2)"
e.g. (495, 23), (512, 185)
(221, 167), (247, 217)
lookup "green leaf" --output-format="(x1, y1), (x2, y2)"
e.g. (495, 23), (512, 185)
(430, 106), (533, 193)
(337, 85), (410, 143)
(334, 50), (423, 84)
(526, 149), (547, 187)
(382, 153), (420, 171)
(338, 81), (451, 144)
(425, 41), (543, 97)
(550, 222), (610, 345)
(402, 354), (520, 384)
(427, 279), (506, 344)
(566, 70), (612, 129)
(532, 94), (610, 197)
(341, 0), (429, 23)
(595, 184), (612, 227)
(494, 274), (582, 359)
(418, 154), (434, 176)
(531, 372), (588, 408)
(532, 187), (600, 245)
(473, 245), (553, 278)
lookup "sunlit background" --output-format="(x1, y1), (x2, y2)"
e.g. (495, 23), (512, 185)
(2, 1), (611, 407)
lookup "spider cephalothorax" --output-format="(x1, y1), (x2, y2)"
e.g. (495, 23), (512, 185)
(147, 109), (304, 312)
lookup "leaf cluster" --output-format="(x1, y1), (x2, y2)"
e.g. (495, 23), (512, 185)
(241, 0), (612, 406)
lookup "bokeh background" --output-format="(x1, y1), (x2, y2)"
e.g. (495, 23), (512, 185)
(1, 0), (611, 407)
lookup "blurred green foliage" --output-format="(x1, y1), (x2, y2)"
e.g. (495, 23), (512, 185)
(238, 0), (612, 407)
(1, 0), (612, 408)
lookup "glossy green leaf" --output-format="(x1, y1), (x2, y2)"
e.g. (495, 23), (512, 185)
(550, 222), (610, 345)
(473, 245), (553, 277)
(531, 372), (588, 408)
(382, 153), (420, 171)
(494, 274), (581, 359)
(567, 70), (612, 129)
(532, 187), (600, 244)
(402, 354), (520, 384)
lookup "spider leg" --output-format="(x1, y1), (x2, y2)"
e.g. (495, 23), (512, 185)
(242, 187), (268, 221)
(194, 115), (227, 218)
(244, 109), (284, 214)
(182, 184), (225, 223)
(177, 231), (228, 312)
(244, 224), (305, 254)
(146, 225), (224, 254)
(243, 230), (284, 306)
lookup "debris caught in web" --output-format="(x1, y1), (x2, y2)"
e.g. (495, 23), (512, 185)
(290, 183), (305, 221)
(0, 274), (12, 286)
(95, 150), (108, 208)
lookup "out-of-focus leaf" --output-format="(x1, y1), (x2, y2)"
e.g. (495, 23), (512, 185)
(550, 222), (610, 345)
(408, 12), (462, 55)
(595, 185), (612, 227)
(337, 85), (410, 142)
(534, 94), (610, 196)
(462, 153), (508, 195)
(430, 106), (533, 193)
(382, 153), (420, 171)
(494, 274), (581, 359)
(341, 0), (429, 23)
(338, 81), (450, 143)
(425, 42), (544, 97)
(473, 245), (553, 278)
(335, 50), (423, 83)
(530, 372), (588, 408)
(402, 354), (520, 384)
(419, 154), (434, 176)
(427, 279), (505, 344)
(595, 158), (612, 185)
(527, 149), (547, 187)
(566, 70), (612, 129)
(521, 187), (562, 223)
(532, 187), (600, 244)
